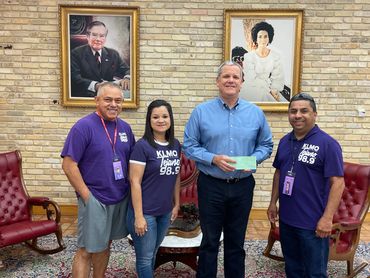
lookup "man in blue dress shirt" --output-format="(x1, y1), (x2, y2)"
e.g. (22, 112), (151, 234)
(183, 61), (273, 278)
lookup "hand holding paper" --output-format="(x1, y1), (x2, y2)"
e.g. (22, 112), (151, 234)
(229, 156), (257, 171)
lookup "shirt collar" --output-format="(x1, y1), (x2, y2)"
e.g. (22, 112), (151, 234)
(217, 97), (240, 110)
(91, 49), (102, 56)
(289, 124), (319, 141)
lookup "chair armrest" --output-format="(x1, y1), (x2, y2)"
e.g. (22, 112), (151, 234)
(28, 197), (62, 223)
(330, 219), (362, 246)
(28, 197), (51, 205)
(332, 219), (362, 232)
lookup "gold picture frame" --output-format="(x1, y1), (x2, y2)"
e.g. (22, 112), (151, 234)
(59, 5), (139, 108)
(223, 9), (303, 112)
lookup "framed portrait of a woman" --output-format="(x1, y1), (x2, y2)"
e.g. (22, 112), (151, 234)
(223, 9), (303, 112)
(59, 5), (139, 108)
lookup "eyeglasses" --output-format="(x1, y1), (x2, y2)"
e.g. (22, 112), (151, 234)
(102, 97), (123, 104)
(290, 93), (314, 102)
(87, 32), (106, 39)
(232, 56), (244, 63)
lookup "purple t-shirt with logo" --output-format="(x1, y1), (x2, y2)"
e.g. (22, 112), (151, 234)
(273, 125), (343, 230)
(61, 113), (135, 205)
(129, 138), (181, 216)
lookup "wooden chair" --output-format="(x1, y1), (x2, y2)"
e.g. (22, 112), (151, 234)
(263, 162), (370, 278)
(0, 150), (65, 269)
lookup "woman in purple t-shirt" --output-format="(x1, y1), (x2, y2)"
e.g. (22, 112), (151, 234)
(126, 99), (181, 277)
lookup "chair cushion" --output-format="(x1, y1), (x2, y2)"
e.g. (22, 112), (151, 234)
(180, 152), (196, 182)
(333, 163), (369, 223)
(330, 235), (353, 254)
(0, 152), (31, 226)
(179, 152), (198, 205)
(0, 220), (58, 248)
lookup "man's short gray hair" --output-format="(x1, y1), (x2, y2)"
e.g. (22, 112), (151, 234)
(97, 82), (123, 98)
(217, 61), (244, 80)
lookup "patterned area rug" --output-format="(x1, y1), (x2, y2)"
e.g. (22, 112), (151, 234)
(0, 236), (369, 277)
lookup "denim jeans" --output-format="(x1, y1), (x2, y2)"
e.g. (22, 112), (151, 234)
(280, 221), (329, 278)
(196, 172), (255, 278)
(126, 206), (171, 278)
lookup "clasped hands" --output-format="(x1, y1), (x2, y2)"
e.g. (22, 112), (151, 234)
(118, 78), (130, 90)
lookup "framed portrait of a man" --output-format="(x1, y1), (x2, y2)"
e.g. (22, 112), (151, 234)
(223, 9), (303, 112)
(59, 5), (139, 108)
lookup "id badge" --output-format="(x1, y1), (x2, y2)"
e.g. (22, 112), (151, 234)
(113, 160), (124, 180)
(282, 171), (295, 196)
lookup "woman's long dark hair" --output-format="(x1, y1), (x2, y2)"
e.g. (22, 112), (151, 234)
(143, 99), (175, 149)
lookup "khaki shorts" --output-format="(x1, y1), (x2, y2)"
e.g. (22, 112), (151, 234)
(77, 193), (129, 253)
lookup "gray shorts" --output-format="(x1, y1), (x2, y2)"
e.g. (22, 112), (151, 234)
(77, 193), (129, 253)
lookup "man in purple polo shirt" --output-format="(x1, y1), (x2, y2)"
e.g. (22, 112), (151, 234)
(267, 93), (345, 277)
(61, 82), (135, 277)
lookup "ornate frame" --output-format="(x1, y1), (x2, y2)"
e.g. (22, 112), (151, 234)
(223, 9), (304, 112)
(59, 5), (139, 108)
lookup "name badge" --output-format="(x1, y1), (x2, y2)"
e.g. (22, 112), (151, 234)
(113, 160), (124, 180)
(282, 171), (295, 196)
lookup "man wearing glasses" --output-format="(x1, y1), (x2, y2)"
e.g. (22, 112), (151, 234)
(267, 93), (344, 277)
(70, 21), (130, 98)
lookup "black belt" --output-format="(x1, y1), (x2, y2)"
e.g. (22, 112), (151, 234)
(201, 172), (250, 184)
(223, 178), (242, 184)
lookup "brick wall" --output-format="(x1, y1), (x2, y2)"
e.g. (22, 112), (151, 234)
(0, 0), (369, 207)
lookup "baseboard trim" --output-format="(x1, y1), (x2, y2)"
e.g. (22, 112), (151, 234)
(249, 208), (268, 220)
(33, 205), (370, 222)
(33, 204), (77, 216)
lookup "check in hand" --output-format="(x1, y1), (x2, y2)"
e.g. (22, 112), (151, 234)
(213, 155), (236, 172)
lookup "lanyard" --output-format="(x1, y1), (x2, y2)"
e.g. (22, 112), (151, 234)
(289, 134), (304, 172)
(96, 112), (117, 155)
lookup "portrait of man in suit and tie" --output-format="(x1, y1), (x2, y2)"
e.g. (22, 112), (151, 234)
(60, 6), (138, 107)
(70, 20), (130, 98)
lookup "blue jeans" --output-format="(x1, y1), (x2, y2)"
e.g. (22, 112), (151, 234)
(126, 207), (171, 278)
(196, 172), (255, 278)
(280, 221), (329, 278)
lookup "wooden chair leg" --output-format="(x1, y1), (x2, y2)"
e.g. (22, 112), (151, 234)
(262, 236), (275, 257)
(347, 259), (353, 277)
(263, 235), (284, 261)
(55, 228), (66, 251)
(25, 230), (65, 255)
(0, 260), (4, 270)
(346, 258), (368, 278)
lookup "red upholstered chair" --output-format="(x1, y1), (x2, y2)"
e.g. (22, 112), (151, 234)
(153, 152), (200, 270)
(263, 162), (370, 277)
(167, 151), (199, 237)
(178, 151), (199, 206)
(0, 150), (65, 269)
